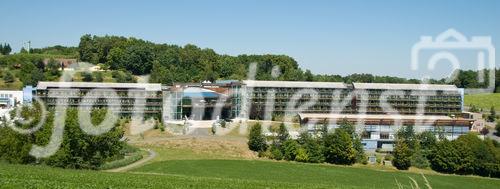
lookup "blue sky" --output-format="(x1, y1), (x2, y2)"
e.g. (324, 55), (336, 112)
(1, 0), (499, 78)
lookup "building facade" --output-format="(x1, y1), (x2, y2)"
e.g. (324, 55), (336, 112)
(0, 90), (23, 109)
(298, 113), (473, 151)
(237, 81), (464, 119)
(36, 82), (163, 118)
(352, 83), (463, 116)
(239, 80), (353, 119)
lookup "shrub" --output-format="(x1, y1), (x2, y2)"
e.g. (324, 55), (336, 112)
(496, 122), (500, 137)
(276, 122), (289, 145)
(81, 72), (93, 82)
(411, 149), (430, 169)
(270, 145), (283, 160)
(417, 131), (437, 151)
(384, 154), (393, 161)
(295, 148), (309, 163)
(98, 151), (143, 170)
(427, 140), (460, 173)
(298, 132), (324, 163)
(487, 106), (496, 122)
(248, 122), (267, 152)
(220, 120), (226, 128)
(282, 139), (299, 161)
(392, 141), (412, 170)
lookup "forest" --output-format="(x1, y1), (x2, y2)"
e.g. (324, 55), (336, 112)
(0, 35), (499, 92)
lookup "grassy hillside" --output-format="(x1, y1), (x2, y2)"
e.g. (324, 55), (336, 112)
(2, 135), (500, 189)
(1, 158), (499, 189)
(0, 163), (312, 189)
(131, 159), (499, 189)
(464, 93), (500, 111)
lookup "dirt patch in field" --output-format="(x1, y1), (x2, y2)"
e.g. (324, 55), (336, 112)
(133, 136), (257, 160)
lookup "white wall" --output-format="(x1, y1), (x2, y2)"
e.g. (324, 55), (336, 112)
(0, 90), (23, 108)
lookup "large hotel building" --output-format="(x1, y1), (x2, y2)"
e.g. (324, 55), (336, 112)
(33, 80), (474, 150)
(36, 82), (163, 118)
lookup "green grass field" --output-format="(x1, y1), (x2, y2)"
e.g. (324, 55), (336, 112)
(1, 146), (499, 189)
(131, 159), (500, 189)
(464, 93), (500, 111)
(0, 163), (312, 189)
(1, 159), (499, 189)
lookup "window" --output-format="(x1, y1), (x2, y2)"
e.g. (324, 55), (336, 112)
(361, 131), (371, 139)
(380, 132), (390, 139)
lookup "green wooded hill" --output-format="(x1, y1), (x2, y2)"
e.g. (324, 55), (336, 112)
(1, 35), (499, 91)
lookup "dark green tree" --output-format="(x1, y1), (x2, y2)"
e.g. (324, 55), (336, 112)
(81, 72), (93, 82)
(496, 121), (500, 137)
(276, 122), (289, 145)
(46, 58), (61, 77)
(0, 43), (12, 55)
(247, 122), (267, 152)
(297, 132), (324, 163)
(417, 131), (437, 151)
(392, 140), (412, 170)
(323, 129), (356, 165)
(19, 62), (45, 86)
(411, 143), (429, 169)
(282, 139), (299, 161)
(428, 139), (461, 174)
(304, 69), (314, 81)
(488, 106), (496, 122)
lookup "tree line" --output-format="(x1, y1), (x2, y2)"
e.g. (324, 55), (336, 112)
(391, 125), (500, 178)
(1, 35), (499, 92)
(0, 43), (12, 55)
(77, 34), (500, 92)
(248, 122), (500, 178)
(248, 121), (366, 165)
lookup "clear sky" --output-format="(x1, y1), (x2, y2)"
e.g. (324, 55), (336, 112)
(1, 0), (499, 78)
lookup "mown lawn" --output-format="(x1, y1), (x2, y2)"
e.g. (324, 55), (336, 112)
(131, 159), (500, 189)
(464, 93), (500, 111)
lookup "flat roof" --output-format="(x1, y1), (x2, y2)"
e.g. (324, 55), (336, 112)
(298, 113), (463, 121)
(298, 113), (474, 126)
(352, 83), (458, 91)
(242, 80), (348, 89)
(37, 82), (162, 91)
(299, 113), (453, 120)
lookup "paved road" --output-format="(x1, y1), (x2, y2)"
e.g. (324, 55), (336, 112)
(106, 149), (157, 172)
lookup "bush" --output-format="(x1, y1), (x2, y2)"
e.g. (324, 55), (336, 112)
(411, 149), (430, 169)
(98, 151), (143, 170)
(282, 139), (299, 161)
(298, 132), (324, 163)
(81, 72), (93, 82)
(295, 148), (309, 163)
(93, 72), (103, 82)
(270, 145), (283, 160)
(384, 154), (393, 161)
(392, 141), (412, 170)
(489, 106), (497, 121)
(248, 122), (267, 152)
(428, 140), (460, 174)
(496, 122), (500, 137)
